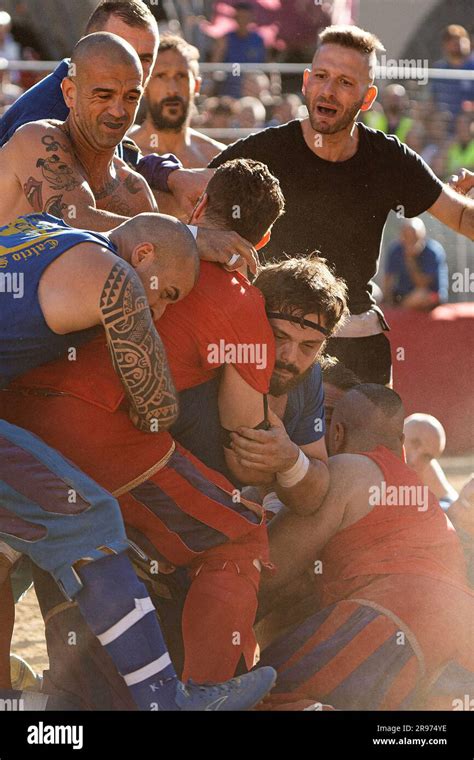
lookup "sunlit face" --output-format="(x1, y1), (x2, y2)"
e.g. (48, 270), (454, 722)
(146, 49), (198, 131)
(70, 60), (143, 150)
(302, 44), (373, 134)
(269, 313), (327, 396)
(403, 422), (442, 473)
(101, 16), (158, 85)
(135, 256), (197, 320)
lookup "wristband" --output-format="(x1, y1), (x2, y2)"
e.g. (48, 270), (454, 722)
(186, 224), (198, 240)
(136, 153), (183, 192)
(276, 448), (310, 488)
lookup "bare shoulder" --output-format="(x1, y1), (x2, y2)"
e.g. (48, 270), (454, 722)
(46, 242), (122, 287)
(113, 156), (156, 208)
(14, 119), (72, 149)
(189, 128), (226, 156)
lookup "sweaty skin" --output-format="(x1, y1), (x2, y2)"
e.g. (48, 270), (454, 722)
(0, 34), (157, 230)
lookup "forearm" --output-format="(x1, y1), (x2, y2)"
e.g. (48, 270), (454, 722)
(459, 203), (474, 240)
(276, 458), (329, 515)
(69, 204), (130, 232)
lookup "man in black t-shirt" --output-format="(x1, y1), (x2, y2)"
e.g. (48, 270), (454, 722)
(209, 24), (474, 384)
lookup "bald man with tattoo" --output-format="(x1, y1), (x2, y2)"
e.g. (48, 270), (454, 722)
(0, 209), (278, 710)
(0, 31), (260, 272)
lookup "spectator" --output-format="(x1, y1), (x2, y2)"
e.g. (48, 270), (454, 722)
(383, 217), (448, 310)
(364, 84), (413, 143)
(241, 71), (273, 101)
(201, 95), (236, 130)
(269, 94), (303, 127)
(431, 25), (474, 120)
(421, 110), (453, 167)
(211, 2), (266, 98)
(0, 63), (22, 115)
(404, 413), (457, 501)
(446, 113), (474, 177)
(234, 95), (266, 128)
(0, 11), (20, 63)
(404, 124), (426, 156)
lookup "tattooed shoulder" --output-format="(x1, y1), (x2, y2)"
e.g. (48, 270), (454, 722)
(100, 261), (178, 431)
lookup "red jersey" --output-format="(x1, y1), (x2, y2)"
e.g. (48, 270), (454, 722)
(157, 262), (275, 392)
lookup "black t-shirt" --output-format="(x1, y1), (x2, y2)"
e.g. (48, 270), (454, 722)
(209, 120), (444, 313)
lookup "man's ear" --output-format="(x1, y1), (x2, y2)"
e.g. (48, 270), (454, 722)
(334, 421), (346, 452)
(190, 193), (208, 224)
(194, 76), (202, 96)
(302, 68), (310, 97)
(61, 77), (76, 109)
(255, 228), (271, 251)
(360, 84), (378, 113)
(131, 241), (155, 268)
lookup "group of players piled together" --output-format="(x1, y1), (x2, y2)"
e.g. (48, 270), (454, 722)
(0, 1), (473, 712)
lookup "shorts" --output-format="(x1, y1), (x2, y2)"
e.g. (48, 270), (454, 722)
(325, 333), (392, 385)
(0, 421), (128, 599)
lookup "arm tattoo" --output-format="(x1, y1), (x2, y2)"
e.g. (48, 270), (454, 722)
(100, 261), (178, 431)
(124, 174), (143, 195)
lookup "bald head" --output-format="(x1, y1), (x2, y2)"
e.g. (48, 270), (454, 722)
(110, 213), (199, 318)
(329, 383), (405, 456)
(62, 32), (144, 150)
(71, 32), (142, 79)
(404, 413), (446, 472)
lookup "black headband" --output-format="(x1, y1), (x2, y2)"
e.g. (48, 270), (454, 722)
(266, 311), (330, 337)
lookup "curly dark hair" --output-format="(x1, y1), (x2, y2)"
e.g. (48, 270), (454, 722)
(204, 158), (286, 246)
(254, 254), (348, 336)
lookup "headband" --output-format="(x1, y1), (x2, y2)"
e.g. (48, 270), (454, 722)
(266, 311), (330, 337)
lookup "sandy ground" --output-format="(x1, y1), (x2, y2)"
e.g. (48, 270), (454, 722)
(9, 456), (474, 680)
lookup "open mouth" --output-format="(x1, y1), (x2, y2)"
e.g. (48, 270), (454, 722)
(316, 104), (338, 117)
(102, 122), (126, 130)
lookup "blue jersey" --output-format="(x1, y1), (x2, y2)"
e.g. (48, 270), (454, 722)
(0, 213), (117, 388)
(171, 364), (325, 485)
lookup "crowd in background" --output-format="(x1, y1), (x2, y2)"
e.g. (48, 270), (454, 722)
(1, 2), (473, 181)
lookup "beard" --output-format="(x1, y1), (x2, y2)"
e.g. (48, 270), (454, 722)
(269, 360), (314, 397)
(307, 93), (365, 135)
(148, 96), (190, 132)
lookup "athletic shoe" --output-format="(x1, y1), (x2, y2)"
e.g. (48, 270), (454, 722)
(175, 666), (277, 711)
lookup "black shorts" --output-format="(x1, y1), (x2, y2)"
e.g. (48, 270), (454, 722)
(325, 333), (392, 385)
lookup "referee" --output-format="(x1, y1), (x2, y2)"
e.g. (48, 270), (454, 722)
(210, 25), (474, 384)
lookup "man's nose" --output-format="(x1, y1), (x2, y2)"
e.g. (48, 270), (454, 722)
(108, 100), (127, 119)
(320, 78), (337, 98)
(166, 79), (179, 94)
(279, 342), (298, 364)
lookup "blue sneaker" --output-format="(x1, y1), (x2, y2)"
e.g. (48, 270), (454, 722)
(175, 666), (277, 711)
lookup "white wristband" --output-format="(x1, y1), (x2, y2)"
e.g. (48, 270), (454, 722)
(276, 448), (310, 488)
(186, 224), (198, 240)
